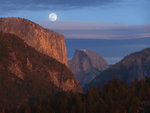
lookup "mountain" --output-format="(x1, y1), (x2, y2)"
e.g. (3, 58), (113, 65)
(0, 32), (82, 106)
(0, 17), (67, 65)
(68, 49), (108, 87)
(86, 48), (150, 89)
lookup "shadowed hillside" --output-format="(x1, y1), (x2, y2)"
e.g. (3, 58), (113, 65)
(0, 32), (82, 107)
(85, 48), (150, 90)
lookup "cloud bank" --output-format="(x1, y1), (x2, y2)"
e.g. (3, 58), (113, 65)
(38, 21), (150, 39)
(0, 0), (120, 13)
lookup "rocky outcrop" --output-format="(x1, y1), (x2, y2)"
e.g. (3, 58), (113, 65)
(0, 32), (82, 105)
(86, 48), (150, 90)
(0, 17), (67, 65)
(68, 49), (108, 87)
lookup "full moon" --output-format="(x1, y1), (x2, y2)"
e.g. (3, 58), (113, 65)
(49, 13), (57, 22)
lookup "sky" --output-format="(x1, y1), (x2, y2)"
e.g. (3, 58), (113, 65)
(1, 0), (150, 39)
(1, 0), (150, 24)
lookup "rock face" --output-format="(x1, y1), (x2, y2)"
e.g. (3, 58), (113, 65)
(0, 17), (67, 65)
(0, 32), (82, 105)
(68, 49), (108, 87)
(86, 48), (150, 89)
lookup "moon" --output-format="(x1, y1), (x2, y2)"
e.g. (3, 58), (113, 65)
(49, 13), (57, 22)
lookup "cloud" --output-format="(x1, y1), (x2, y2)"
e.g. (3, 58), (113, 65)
(38, 21), (150, 39)
(0, 0), (120, 13)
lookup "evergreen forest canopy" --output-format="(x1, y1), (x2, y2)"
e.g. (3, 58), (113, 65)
(0, 77), (150, 113)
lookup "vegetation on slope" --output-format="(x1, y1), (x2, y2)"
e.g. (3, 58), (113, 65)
(0, 77), (150, 113)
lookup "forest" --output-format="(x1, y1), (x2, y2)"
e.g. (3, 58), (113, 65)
(0, 77), (150, 113)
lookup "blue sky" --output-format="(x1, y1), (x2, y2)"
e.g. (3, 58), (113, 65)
(1, 0), (150, 25)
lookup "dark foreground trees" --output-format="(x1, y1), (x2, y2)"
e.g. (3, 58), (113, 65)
(0, 77), (150, 113)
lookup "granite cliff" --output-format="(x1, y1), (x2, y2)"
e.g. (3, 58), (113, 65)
(68, 49), (108, 87)
(86, 48), (150, 89)
(0, 17), (67, 65)
(0, 32), (82, 105)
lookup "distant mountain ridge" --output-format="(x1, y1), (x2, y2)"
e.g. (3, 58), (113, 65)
(85, 48), (150, 89)
(0, 17), (67, 65)
(68, 49), (108, 87)
(0, 32), (82, 106)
